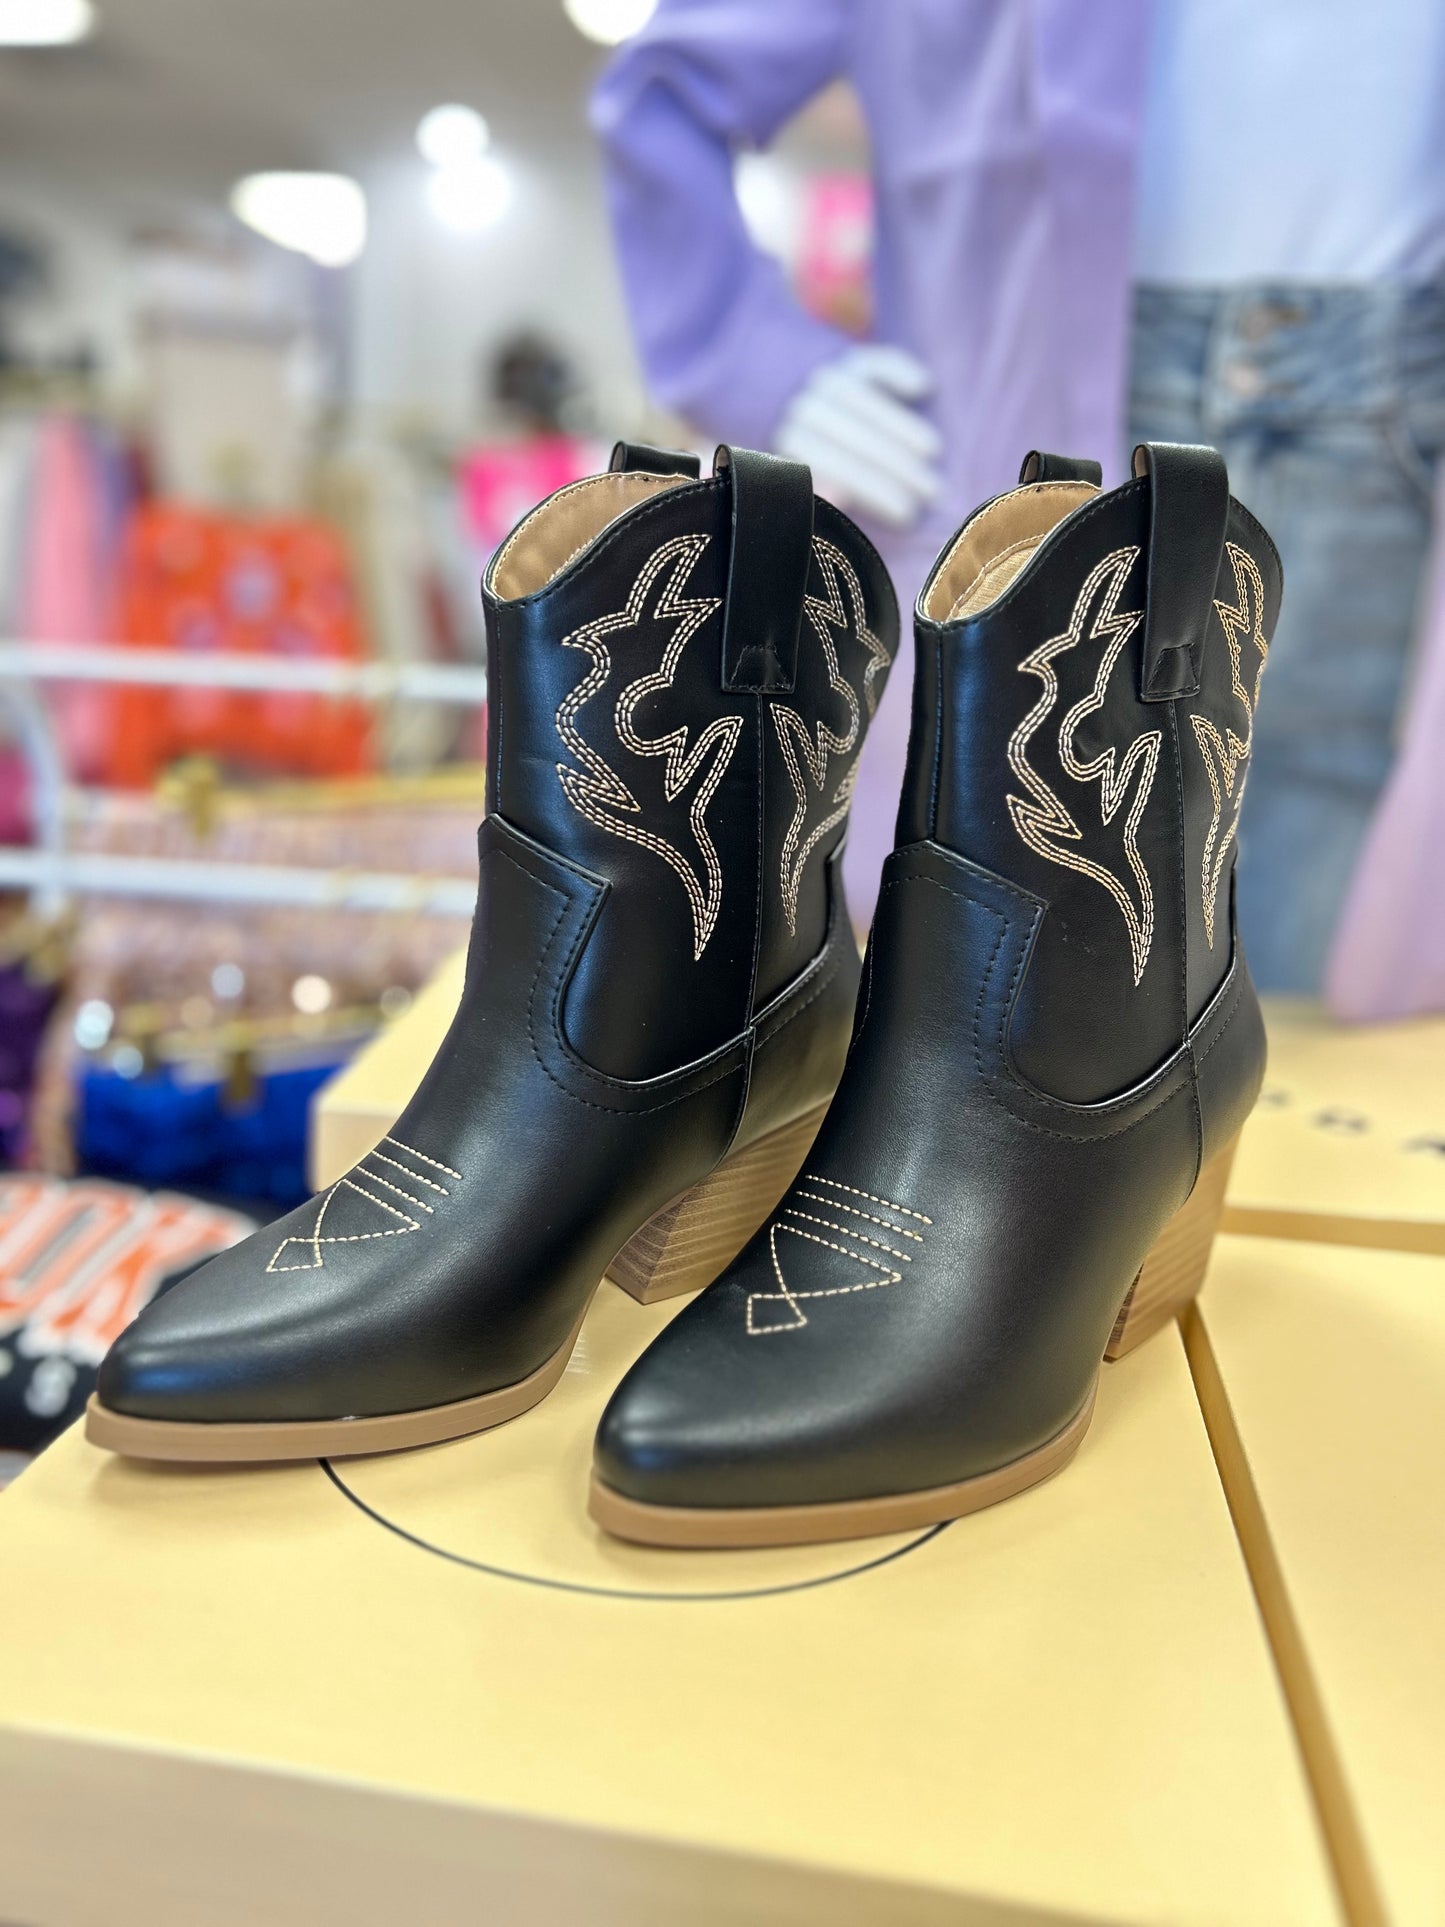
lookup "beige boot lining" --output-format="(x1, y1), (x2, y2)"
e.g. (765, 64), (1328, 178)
(488, 470), (693, 601)
(925, 480), (1098, 622)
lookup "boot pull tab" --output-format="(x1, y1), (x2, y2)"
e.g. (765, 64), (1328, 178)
(1132, 442), (1229, 702)
(1018, 450), (1103, 486)
(714, 444), (813, 694)
(608, 440), (701, 479)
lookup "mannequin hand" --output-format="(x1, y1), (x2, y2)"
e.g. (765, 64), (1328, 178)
(775, 345), (943, 529)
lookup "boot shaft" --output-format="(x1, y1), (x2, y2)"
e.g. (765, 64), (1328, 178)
(903, 447), (1282, 1103)
(482, 448), (897, 1081)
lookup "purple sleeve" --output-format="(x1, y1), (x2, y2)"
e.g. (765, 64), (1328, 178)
(590, 0), (855, 448)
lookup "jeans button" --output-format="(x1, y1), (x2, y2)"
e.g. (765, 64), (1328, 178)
(1222, 360), (1267, 399)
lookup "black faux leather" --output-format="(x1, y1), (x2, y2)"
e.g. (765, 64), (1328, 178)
(910, 473), (1280, 1101)
(594, 447), (1283, 1517)
(1133, 442), (1230, 702)
(1019, 450), (1104, 487)
(609, 440), (701, 479)
(95, 452), (895, 1431)
(716, 444), (813, 694)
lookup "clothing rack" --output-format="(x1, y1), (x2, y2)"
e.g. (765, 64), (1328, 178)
(0, 641), (488, 705)
(0, 641), (488, 917)
(0, 848), (476, 916)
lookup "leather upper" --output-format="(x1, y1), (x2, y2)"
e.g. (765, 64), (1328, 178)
(595, 449), (1283, 1514)
(483, 472), (898, 1072)
(909, 471), (1281, 1101)
(96, 450), (895, 1429)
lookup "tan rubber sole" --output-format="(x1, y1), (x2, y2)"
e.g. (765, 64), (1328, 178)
(589, 1133), (1241, 1549)
(589, 1386), (1098, 1549)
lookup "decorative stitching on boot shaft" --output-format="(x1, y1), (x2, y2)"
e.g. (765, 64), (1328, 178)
(1190, 543), (1269, 949)
(771, 538), (891, 936)
(1006, 546), (1160, 984)
(553, 533), (740, 961)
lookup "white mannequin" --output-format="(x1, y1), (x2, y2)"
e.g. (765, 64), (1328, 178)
(774, 345), (943, 529)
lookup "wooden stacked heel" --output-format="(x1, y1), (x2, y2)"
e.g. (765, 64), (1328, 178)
(1105, 1133), (1239, 1360)
(608, 1104), (831, 1305)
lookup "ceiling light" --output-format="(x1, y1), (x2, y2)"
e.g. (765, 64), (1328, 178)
(426, 155), (512, 234)
(562, 0), (657, 47)
(230, 172), (367, 268)
(416, 103), (489, 169)
(0, 0), (95, 45)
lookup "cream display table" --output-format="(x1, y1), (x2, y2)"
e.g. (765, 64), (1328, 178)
(2, 972), (1441, 1926)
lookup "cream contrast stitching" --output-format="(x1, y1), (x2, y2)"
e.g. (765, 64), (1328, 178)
(770, 538), (891, 937)
(1006, 546), (1160, 985)
(1190, 543), (1269, 948)
(946, 533), (1043, 620)
(746, 1224), (904, 1334)
(805, 1174), (932, 1224)
(777, 1207), (914, 1264)
(266, 1142), (465, 1273)
(367, 1150), (447, 1196)
(383, 1135), (462, 1182)
(355, 1165), (435, 1213)
(554, 534), (741, 960)
(492, 473), (615, 584)
(490, 471), (678, 589)
(792, 1188), (925, 1241)
(745, 1170), (928, 1334)
(334, 1177), (415, 1222)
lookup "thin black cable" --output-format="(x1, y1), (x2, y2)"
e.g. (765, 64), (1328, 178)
(319, 1458), (950, 1603)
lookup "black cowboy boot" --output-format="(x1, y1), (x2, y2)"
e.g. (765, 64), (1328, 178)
(591, 444), (1281, 1547)
(87, 443), (896, 1461)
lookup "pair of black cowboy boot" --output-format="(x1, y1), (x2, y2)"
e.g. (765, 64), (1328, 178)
(88, 438), (1280, 1551)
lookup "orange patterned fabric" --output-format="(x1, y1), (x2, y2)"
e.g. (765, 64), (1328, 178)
(108, 504), (373, 786)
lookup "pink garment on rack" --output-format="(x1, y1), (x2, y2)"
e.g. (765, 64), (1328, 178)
(460, 437), (596, 559)
(1324, 471), (1445, 1021)
(19, 416), (117, 782)
(0, 754), (26, 845)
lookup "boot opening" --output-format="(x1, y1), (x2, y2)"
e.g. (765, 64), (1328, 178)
(488, 471), (695, 600)
(923, 479), (1098, 622)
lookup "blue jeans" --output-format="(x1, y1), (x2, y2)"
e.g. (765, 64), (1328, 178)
(1129, 281), (1445, 991)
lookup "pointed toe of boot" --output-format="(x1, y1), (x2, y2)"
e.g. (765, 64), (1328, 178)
(593, 1363), (740, 1510)
(95, 1322), (202, 1422)
(590, 1276), (890, 1527)
(593, 1335), (801, 1514)
(92, 1241), (289, 1428)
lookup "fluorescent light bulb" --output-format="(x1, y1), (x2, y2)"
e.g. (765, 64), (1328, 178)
(230, 172), (367, 268)
(417, 103), (490, 169)
(0, 0), (95, 45)
(426, 155), (512, 234)
(562, 0), (656, 48)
